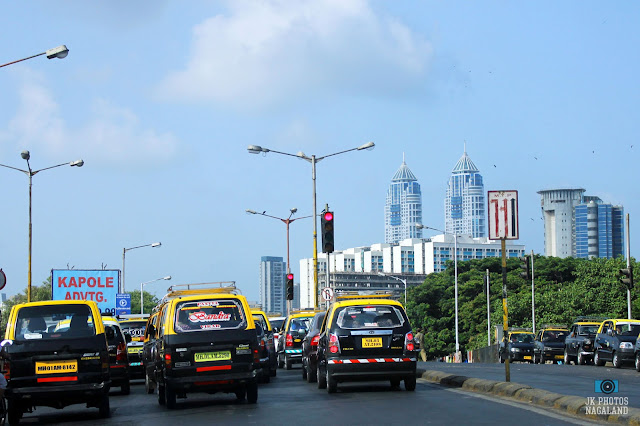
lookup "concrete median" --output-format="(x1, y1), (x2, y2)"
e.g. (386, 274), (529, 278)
(416, 369), (640, 425)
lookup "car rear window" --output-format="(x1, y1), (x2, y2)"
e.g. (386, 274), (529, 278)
(289, 317), (312, 332)
(120, 321), (147, 339)
(253, 315), (269, 332)
(270, 319), (284, 331)
(174, 299), (246, 332)
(335, 305), (405, 329)
(15, 304), (95, 341)
(578, 325), (598, 335)
(542, 330), (567, 342)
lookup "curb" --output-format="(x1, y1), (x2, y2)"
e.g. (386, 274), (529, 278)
(416, 369), (640, 425)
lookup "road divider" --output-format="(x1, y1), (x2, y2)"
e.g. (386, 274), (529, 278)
(416, 369), (640, 425)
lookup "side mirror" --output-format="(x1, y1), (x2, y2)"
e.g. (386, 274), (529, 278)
(125, 333), (132, 343)
(0, 339), (13, 348)
(607, 329), (613, 336)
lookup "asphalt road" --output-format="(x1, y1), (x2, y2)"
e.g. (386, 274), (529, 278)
(13, 367), (602, 425)
(418, 360), (640, 407)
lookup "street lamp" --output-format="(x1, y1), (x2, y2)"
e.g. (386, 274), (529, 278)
(1, 45), (69, 68)
(376, 272), (407, 306)
(140, 276), (171, 314)
(246, 208), (312, 314)
(0, 150), (84, 302)
(122, 242), (161, 293)
(247, 141), (375, 308)
(417, 223), (459, 358)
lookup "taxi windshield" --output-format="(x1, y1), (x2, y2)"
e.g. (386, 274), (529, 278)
(174, 299), (246, 332)
(510, 333), (534, 343)
(335, 305), (405, 329)
(120, 321), (147, 340)
(578, 325), (599, 335)
(542, 330), (567, 342)
(615, 323), (640, 336)
(15, 304), (96, 341)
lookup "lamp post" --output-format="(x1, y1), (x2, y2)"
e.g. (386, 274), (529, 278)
(1, 151), (84, 302)
(140, 276), (171, 314)
(247, 142), (374, 308)
(1, 45), (69, 68)
(246, 208), (312, 314)
(122, 242), (161, 293)
(417, 224), (459, 358)
(376, 272), (407, 305)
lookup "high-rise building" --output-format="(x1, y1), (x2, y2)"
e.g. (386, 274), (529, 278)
(575, 199), (624, 259)
(385, 155), (422, 244)
(538, 188), (585, 258)
(445, 148), (486, 238)
(259, 256), (286, 314)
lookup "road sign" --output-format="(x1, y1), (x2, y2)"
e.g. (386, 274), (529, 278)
(116, 293), (131, 315)
(321, 287), (334, 301)
(0, 269), (6, 291)
(488, 190), (519, 240)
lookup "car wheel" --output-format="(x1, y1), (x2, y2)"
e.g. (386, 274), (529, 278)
(7, 401), (22, 426)
(165, 386), (177, 409)
(285, 356), (292, 370)
(302, 360), (308, 380)
(635, 353), (640, 372)
(98, 394), (110, 418)
(307, 363), (317, 383)
(145, 372), (155, 394)
(577, 351), (585, 366)
(157, 384), (166, 405)
(121, 380), (131, 395)
(262, 368), (271, 383)
(317, 365), (327, 389)
(594, 350), (605, 367)
(278, 354), (284, 368)
(612, 352), (622, 369)
(499, 352), (504, 364)
(246, 380), (258, 404)
(326, 369), (337, 394)
(405, 375), (416, 392)
(270, 365), (277, 377)
(563, 348), (571, 365)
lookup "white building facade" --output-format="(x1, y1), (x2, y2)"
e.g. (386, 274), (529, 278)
(537, 188), (585, 258)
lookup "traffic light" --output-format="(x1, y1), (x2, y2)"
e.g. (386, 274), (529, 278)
(520, 255), (531, 280)
(619, 267), (634, 290)
(321, 211), (334, 253)
(286, 273), (294, 300)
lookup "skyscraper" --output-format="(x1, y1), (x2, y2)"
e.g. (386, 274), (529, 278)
(538, 188), (585, 258)
(385, 155), (422, 244)
(445, 148), (486, 238)
(575, 199), (624, 259)
(259, 256), (286, 314)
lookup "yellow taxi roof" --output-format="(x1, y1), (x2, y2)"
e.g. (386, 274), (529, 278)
(574, 321), (602, 325)
(332, 298), (404, 309)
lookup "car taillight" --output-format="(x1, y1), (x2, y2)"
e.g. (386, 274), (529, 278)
(405, 331), (415, 352)
(3, 360), (10, 381)
(311, 335), (320, 347)
(254, 348), (260, 363)
(286, 333), (294, 347)
(260, 339), (265, 349)
(329, 333), (340, 354)
(165, 353), (171, 369)
(116, 343), (127, 362)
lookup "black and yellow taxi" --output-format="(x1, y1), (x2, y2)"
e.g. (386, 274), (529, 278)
(2, 300), (112, 424)
(251, 310), (277, 381)
(316, 295), (417, 393)
(102, 316), (132, 394)
(499, 330), (535, 363)
(118, 315), (149, 379)
(277, 310), (319, 370)
(533, 326), (568, 364)
(142, 311), (160, 394)
(563, 319), (602, 365)
(146, 282), (260, 408)
(594, 318), (640, 368)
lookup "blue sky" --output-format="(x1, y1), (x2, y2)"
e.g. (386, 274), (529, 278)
(1, 1), (638, 303)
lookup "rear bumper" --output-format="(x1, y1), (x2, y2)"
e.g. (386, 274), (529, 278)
(7, 380), (110, 407)
(165, 370), (257, 393)
(327, 357), (416, 381)
(285, 349), (303, 362)
(109, 364), (130, 385)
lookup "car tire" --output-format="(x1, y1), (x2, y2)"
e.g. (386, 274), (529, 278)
(121, 380), (131, 395)
(635, 353), (640, 372)
(145, 372), (155, 394)
(307, 363), (317, 383)
(158, 384), (166, 405)
(405, 376), (416, 392)
(594, 350), (605, 367)
(577, 351), (585, 366)
(302, 360), (307, 380)
(612, 352), (622, 369)
(285, 356), (292, 370)
(262, 368), (271, 383)
(98, 394), (110, 418)
(270, 366), (277, 377)
(326, 369), (337, 394)
(278, 354), (284, 368)
(165, 386), (177, 409)
(317, 365), (327, 389)
(7, 401), (22, 426)
(246, 381), (258, 404)
(563, 348), (571, 365)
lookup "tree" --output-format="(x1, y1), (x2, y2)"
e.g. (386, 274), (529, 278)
(127, 290), (160, 315)
(1, 277), (52, 336)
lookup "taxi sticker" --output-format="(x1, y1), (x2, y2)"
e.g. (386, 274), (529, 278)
(364, 323), (378, 327)
(197, 301), (219, 307)
(81, 356), (100, 360)
(24, 333), (43, 339)
(363, 308), (377, 312)
(200, 324), (221, 329)
(236, 344), (251, 355)
(36, 360), (78, 374)
(188, 311), (231, 322)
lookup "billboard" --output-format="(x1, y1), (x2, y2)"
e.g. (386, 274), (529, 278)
(51, 269), (120, 315)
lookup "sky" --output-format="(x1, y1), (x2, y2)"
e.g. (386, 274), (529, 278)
(1, 1), (639, 304)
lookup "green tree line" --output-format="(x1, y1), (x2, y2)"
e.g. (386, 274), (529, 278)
(405, 255), (639, 359)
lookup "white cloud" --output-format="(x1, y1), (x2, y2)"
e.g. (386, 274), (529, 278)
(156, 0), (432, 108)
(0, 72), (178, 166)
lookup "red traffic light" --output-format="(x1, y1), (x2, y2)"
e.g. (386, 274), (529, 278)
(287, 273), (294, 280)
(323, 212), (333, 221)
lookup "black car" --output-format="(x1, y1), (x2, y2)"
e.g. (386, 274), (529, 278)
(277, 312), (316, 370)
(102, 316), (132, 394)
(499, 331), (535, 363)
(118, 318), (148, 379)
(563, 321), (601, 365)
(301, 311), (325, 383)
(252, 310), (277, 382)
(594, 319), (640, 368)
(533, 328), (568, 364)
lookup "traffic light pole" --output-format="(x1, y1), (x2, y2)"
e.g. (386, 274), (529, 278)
(531, 250), (535, 335)
(626, 214), (632, 319)
(312, 156), (319, 309)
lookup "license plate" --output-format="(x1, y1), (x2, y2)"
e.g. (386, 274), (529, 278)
(194, 351), (231, 362)
(35, 360), (78, 375)
(555, 355), (564, 360)
(128, 347), (142, 354)
(524, 356), (532, 360)
(362, 337), (382, 348)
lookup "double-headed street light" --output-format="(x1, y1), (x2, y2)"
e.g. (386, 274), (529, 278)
(140, 276), (171, 314)
(247, 142), (375, 308)
(0, 151), (84, 302)
(1, 45), (69, 68)
(377, 272), (407, 306)
(122, 242), (161, 293)
(417, 223), (460, 358)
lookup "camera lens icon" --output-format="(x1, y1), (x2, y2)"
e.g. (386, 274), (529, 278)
(600, 379), (617, 394)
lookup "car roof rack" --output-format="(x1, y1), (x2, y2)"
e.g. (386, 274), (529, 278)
(540, 324), (568, 329)
(574, 316), (607, 322)
(508, 327), (533, 332)
(117, 314), (150, 320)
(157, 281), (240, 306)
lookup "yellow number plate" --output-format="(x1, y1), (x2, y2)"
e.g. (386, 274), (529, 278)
(362, 337), (382, 348)
(35, 360), (78, 375)
(524, 356), (532, 360)
(194, 351), (231, 362)
(555, 355), (564, 360)
(128, 347), (142, 354)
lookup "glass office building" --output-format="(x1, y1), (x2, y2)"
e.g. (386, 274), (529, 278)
(445, 149), (486, 238)
(575, 200), (624, 259)
(259, 256), (286, 314)
(385, 157), (422, 244)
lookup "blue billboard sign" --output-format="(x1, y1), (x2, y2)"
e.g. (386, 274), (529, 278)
(51, 269), (120, 315)
(116, 293), (131, 315)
